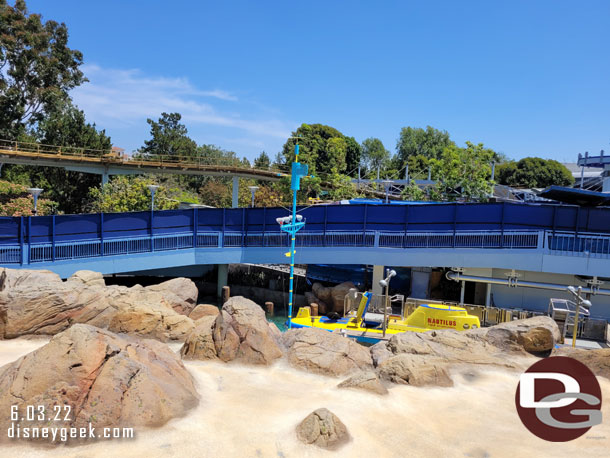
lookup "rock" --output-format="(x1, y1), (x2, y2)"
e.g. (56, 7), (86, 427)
(180, 315), (218, 360)
(337, 371), (388, 395)
(107, 290), (195, 342)
(282, 327), (373, 376)
(0, 267), (62, 291)
(0, 271), (197, 341)
(219, 296), (283, 364)
(67, 270), (106, 288)
(189, 304), (220, 321)
(551, 347), (610, 379)
(180, 296), (283, 365)
(311, 282), (356, 313)
(296, 408), (350, 449)
(0, 282), (115, 338)
(471, 316), (561, 353)
(377, 354), (453, 387)
(0, 324), (199, 443)
(370, 341), (393, 367)
(145, 278), (199, 315)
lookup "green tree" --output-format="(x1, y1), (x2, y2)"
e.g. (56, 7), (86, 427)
(395, 126), (455, 167)
(0, 0), (86, 139)
(281, 123), (349, 176)
(361, 137), (390, 177)
(87, 176), (181, 213)
(496, 157), (574, 188)
(253, 151), (271, 169)
(2, 103), (112, 213)
(0, 179), (57, 215)
(139, 112), (198, 160)
(429, 142), (495, 201)
(344, 136), (361, 176)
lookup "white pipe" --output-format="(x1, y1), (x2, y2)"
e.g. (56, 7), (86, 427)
(446, 271), (610, 296)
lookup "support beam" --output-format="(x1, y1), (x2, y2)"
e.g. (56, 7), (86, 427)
(232, 176), (239, 208)
(460, 280), (465, 305)
(217, 264), (228, 300)
(485, 282), (491, 307)
(372, 265), (384, 297)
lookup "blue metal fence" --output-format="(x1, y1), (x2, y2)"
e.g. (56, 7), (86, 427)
(1, 202), (610, 265)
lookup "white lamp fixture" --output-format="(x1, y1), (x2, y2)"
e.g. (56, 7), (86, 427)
(27, 188), (43, 216)
(147, 185), (160, 211)
(248, 185), (259, 208)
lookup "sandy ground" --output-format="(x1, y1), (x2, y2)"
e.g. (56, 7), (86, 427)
(0, 338), (608, 458)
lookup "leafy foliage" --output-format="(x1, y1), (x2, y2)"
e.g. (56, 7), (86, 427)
(0, 0), (86, 139)
(138, 112), (198, 160)
(0, 179), (57, 215)
(395, 126), (455, 166)
(253, 151), (271, 169)
(429, 142), (496, 201)
(496, 157), (574, 188)
(87, 176), (188, 213)
(282, 123), (351, 177)
(361, 137), (390, 177)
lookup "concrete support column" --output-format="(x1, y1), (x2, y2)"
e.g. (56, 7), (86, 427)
(485, 282), (492, 307)
(217, 264), (228, 299)
(372, 265), (385, 297)
(603, 165), (610, 193)
(460, 280), (465, 305)
(232, 176), (239, 208)
(102, 172), (109, 186)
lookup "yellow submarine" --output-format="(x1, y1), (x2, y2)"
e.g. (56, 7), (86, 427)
(288, 292), (481, 343)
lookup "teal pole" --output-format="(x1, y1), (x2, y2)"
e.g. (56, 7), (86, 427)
(287, 144), (299, 328)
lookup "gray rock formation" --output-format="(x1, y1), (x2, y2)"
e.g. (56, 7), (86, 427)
(282, 327), (373, 376)
(0, 324), (199, 443)
(337, 370), (388, 395)
(296, 408), (350, 449)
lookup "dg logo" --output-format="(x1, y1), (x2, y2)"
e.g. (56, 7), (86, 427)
(515, 356), (603, 441)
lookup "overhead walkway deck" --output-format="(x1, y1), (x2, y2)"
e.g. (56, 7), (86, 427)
(1, 202), (610, 278)
(0, 139), (287, 183)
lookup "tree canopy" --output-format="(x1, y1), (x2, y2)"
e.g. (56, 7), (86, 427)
(361, 137), (390, 176)
(496, 157), (574, 189)
(395, 126), (455, 166)
(0, 0), (86, 139)
(139, 112), (198, 159)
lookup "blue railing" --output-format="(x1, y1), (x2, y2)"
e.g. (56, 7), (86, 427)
(2, 203), (610, 264)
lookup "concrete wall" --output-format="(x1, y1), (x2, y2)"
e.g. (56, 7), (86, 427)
(460, 267), (610, 320)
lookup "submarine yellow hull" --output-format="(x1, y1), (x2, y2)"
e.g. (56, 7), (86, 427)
(288, 303), (481, 343)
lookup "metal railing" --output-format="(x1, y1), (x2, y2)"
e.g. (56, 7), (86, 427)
(2, 228), (610, 265)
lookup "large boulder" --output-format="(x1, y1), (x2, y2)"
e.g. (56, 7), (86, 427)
(282, 327), (373, 376)
(0, 267), (62, 291)
(0, 324), (199, 443)
(551, 347), (610, 379)
(377, 354), (453, 387)
(0, 269), (197, 342)
(180, 296), (283, 365)
(0, 281), (115, 338)
(180, 315), (219, 360)
(470, 316), (561, 353)
(144, 278), (199, 315)
(311, 282), (356, 314)
(189, 304), (220, 321)
(337, 370), (388, 395)
(296, 408), (350, 449)
(67, 270), (106, 288)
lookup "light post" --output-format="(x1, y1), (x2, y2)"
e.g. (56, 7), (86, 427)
(379, 269), (396, 337)
(382, 180), (393, 204)
(27, 188), (43, 216)
(147, 185), (160, 211)
(566, 286), (592, 348)
(248, 186), (259, 208)
(279, 139), (310, 328)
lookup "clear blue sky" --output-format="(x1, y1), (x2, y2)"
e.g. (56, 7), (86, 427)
(26, 0), (610, 162)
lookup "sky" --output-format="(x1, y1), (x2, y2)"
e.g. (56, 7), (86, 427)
(25, 0), (610, 162)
